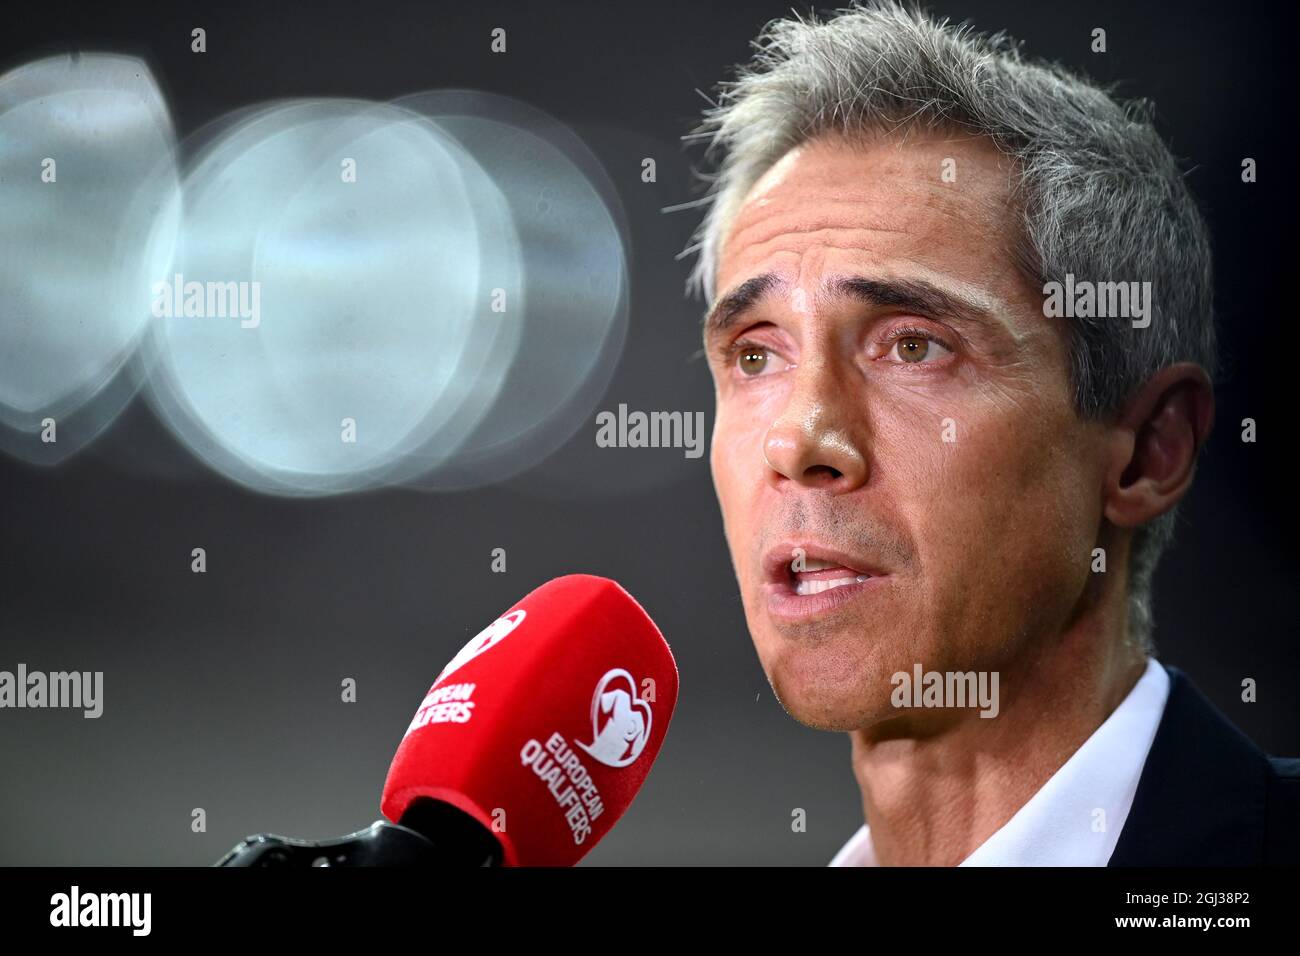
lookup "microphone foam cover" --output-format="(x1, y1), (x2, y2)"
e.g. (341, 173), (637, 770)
(381, 574), (678, 866)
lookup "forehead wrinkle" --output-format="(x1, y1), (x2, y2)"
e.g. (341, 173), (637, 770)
(726, 213), (915, 261)
(717, 216), (1033, 350)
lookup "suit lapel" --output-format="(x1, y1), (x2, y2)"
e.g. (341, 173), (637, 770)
(1108, 665), (1268, 865)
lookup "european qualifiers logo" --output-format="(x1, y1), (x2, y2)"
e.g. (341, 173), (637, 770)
(405, 682), (477, 733)
(401, 610), (528, 740)
(891, 664), (1000, 719)
(0, 664), (102, 718)
(1042, 273), (1153, 329)
(594, 404), (706, 459)
(519, 733), (606, 845)
(436, 610), (527, 683)
(576, 667), (653, 768)
(517, 667), (654, 845)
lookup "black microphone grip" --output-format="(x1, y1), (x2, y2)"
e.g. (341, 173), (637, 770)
(214, 798), (502, 867)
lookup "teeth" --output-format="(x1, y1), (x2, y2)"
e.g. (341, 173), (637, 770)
(794, 575), (869, 596)
(795, 557), (842, 572)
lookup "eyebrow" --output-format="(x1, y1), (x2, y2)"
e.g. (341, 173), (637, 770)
(703, 272), (997, 339)
(703, 273), (788, 338)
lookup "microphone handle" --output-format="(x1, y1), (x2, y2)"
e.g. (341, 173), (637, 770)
(215, 799), (502, 867)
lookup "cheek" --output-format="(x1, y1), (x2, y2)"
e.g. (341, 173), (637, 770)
(866, 403), (959, 540)
(709, 407), (744, 576)
(901, 401), (1100, 625)
(710, 400), (764, 516)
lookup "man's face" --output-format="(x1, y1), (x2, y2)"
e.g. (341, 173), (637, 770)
(705, 131), (1110, 732)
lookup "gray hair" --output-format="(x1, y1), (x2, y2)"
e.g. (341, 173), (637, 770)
(680, 0), (1217, 657)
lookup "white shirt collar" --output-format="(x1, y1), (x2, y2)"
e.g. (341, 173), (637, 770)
(829, 657), (1170, 866)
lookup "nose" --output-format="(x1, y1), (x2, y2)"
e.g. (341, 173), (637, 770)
(762, 357), (869, 491)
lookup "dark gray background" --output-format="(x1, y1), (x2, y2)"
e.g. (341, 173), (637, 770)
(1, 0), (1295, 865)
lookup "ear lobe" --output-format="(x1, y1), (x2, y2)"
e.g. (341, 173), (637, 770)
(1103, 363), (1214, 530)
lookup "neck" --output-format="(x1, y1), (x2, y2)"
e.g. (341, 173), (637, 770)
(847, 597), (1148, 867)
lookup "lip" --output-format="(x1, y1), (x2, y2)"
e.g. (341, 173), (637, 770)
(760, 541), (889, 622)
(761, 541), (881, 582)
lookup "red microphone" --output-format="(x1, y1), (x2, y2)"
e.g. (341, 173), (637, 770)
(381, 574), (679, 866)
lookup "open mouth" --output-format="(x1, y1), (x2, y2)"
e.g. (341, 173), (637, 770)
(758, 542), (888, 622)
(762, 543), (882, 595)
(761, 545), (884, 623)
(791, 558), (872, 596)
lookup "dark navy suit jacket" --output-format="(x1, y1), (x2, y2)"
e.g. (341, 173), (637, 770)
(1108, 665), (1300, 865)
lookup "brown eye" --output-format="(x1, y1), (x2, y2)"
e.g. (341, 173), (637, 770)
(730, 342), (791, 377)
(896, 336), (930, 362)
(738, 347), (769, 376)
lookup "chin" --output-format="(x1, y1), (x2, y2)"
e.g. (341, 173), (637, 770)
(761, 635), (892, 732)
(769, 676), (877, 732)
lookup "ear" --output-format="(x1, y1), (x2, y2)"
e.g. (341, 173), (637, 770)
(1103, 362), (1215, 530)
